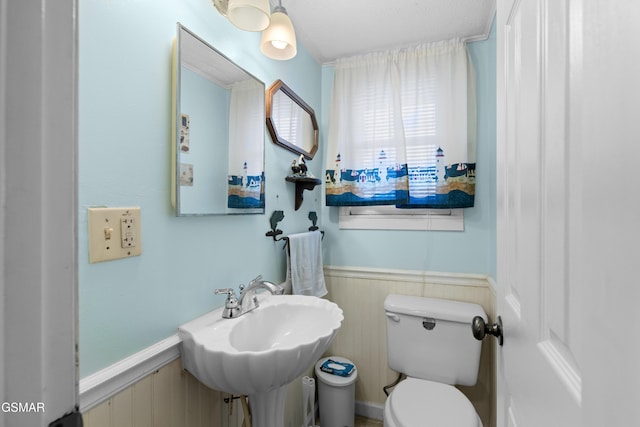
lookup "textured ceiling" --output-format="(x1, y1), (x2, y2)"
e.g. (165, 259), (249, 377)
(274, 0), (496, 64)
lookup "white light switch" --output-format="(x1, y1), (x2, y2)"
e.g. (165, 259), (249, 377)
(88, 207), (142, 263)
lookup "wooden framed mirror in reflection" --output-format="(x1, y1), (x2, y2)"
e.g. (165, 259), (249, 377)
(172, 23), (265, 216)
(266, 79), (319, 160)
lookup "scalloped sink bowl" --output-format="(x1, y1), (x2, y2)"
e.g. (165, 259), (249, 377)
(178, 294), (343, 426)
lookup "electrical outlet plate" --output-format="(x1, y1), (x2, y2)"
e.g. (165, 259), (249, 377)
(88, 207), (142, 263)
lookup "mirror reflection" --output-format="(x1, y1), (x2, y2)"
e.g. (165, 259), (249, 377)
(266, 80), (318, 160)
(172, 23), (265, 215)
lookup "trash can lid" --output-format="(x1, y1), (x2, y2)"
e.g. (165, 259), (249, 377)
(315, 356), (358, 386)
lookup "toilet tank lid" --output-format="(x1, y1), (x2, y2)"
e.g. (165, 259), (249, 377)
(384, 295), (486, 324)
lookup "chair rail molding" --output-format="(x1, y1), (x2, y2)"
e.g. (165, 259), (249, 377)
(324, 265), (493, 288)
(79, 334), (181, 412)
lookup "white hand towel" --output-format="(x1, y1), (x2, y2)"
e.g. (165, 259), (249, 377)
(287, 231), (327, 297)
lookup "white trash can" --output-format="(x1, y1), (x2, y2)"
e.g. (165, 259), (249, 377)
(314, 356), (358, 427)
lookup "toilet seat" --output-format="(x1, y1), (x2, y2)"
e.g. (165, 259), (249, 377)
(384, 378), (482, 427)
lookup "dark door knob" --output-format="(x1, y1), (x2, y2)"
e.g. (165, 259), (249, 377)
(471, 315), (504, 346)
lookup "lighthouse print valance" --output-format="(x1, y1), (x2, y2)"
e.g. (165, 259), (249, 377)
(325, 39), (476, 209)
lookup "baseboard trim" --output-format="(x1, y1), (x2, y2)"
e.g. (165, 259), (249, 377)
(79, 334), (181, 412)
(356, 400), (384, 421)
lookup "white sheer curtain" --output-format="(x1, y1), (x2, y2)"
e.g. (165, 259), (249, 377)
(325, 38), (476, 208)
(326, 50), (408, 205)
(228, 78), (265, 208)
(229, 78), (264, 177)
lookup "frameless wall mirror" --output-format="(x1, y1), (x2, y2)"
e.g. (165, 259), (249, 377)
(266, 80), (318, 160)
(172, 23), (265, 216)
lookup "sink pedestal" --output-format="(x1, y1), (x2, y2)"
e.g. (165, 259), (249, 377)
(248, 385), (287, 427)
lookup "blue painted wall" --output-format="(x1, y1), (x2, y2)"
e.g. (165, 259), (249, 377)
(79, 0), (324, 377)
(79, 0), (496, 378)
(319, 23), (496, 276)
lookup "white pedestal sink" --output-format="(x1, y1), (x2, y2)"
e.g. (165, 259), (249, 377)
(178, 294), (343, 427)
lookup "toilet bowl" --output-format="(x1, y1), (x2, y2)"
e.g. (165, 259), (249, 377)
(383, 378), (481, 427)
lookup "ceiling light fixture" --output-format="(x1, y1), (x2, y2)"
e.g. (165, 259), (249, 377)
(226, 0), (271, 32)
(260, 0), (297, 60)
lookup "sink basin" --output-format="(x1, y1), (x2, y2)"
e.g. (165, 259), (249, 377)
(178, 294), (343, 427)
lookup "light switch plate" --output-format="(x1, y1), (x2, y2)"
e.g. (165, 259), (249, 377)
(88, 207), (142, 263)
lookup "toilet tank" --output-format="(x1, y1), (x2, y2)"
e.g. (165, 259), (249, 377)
(384, 294), (487, 387)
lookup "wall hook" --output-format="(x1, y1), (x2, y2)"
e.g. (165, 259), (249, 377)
(308, 211), (318, 231)
(266, 210), (285, 241)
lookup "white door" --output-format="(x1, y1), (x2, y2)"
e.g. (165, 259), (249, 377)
(497, 0), (640, 426)
(1, 1), (79, 426)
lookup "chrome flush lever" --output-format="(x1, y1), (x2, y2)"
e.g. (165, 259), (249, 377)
(471, 315), (504, 346)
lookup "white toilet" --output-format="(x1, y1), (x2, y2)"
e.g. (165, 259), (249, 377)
(383, 294), (486, 427)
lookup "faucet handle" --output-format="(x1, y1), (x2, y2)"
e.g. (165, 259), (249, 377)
(214, 288), (241, 319)
(214, 288), (238, 307)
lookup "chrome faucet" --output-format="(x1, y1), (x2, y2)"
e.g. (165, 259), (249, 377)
(238, 275), (284, 315)
(214, 275), (284, 319)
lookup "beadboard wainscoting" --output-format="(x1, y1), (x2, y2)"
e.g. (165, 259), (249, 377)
(323, 266), (497, 427)
(81, 354), (312, 427)
(82, 358), (245, 427)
